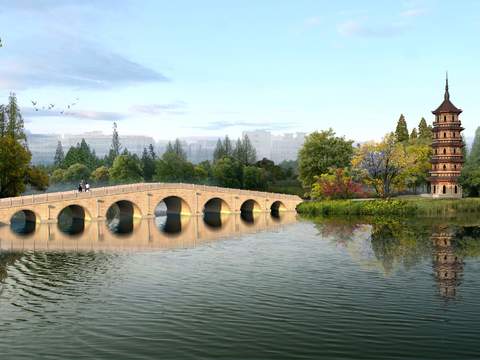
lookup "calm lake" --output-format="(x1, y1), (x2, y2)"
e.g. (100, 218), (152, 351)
(1, 212), (480, 359)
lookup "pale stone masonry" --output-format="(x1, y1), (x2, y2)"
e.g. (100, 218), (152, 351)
(0, 183), (302, 225)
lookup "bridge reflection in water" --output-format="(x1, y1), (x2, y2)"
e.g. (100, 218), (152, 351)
(0, 211), (297, 252)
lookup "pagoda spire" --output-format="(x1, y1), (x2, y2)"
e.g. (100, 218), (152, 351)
(445, 71), (450, 100)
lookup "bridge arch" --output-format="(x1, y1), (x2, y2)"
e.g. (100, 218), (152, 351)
(203, 197), (231, 214)
(10, 209), (40, 235)
(240, 199), (262, 213)
(154, 196), (192, 216)
(270, 200), (286, 213)
(106, 200), (142, 234)
(57, 204), (92, 235)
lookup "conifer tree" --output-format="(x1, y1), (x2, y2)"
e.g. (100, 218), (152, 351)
(418, 117), (432, 140)
(394, 114), (409, 142)
(53, 140), (65, 167)
(173, 138), (187, 160)
(224, 135), (233, 157)
(234, 134), (257, 165)
(105, 122), (121, 166)
(213, 139), (226, 162)
(410, 128), (418, 140)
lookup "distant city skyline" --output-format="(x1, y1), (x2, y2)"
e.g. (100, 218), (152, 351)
(1, 1), (480, 141)
(27, 129), (306, 165)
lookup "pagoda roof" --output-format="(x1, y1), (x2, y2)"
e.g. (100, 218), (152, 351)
(432, 75), (462, 115)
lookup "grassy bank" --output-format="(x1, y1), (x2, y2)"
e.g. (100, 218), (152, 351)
(297, 198), (480, 217)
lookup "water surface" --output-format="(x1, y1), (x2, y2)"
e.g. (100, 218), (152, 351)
(1, 214), (480, 359)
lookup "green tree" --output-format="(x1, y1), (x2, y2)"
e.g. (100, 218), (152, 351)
(53, 140), (65, 168)
(109, 154), (143, 183)
(26, 166), (49, 191)
(0, 105), (5, 137)
(105, 122), (121, 166)
(90, 166), (110, 183)
(50, 168), (66, 183)
(298, 129), (354, 191)
(194, 164), (209, 183)
(233, 134), (256, 165)
(410, 128), (418, 140)
(460, 127), (480, 196)
(394, 114), (409, 143)
(154, 151), (194, 182)
(63, 139), (99, 170)
(213, 139), (225, 162)
(243, 165), (267, 190)
(0, 137), (31, 197)
(64, 163), (91, 182)
(418, 117), (432, 141)
(141, 146), (156, 181)
(212, 157), (242, 188)
(5, 93), (27, 144)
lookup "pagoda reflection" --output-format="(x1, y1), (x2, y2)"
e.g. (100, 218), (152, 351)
(431, 226), (464, 299)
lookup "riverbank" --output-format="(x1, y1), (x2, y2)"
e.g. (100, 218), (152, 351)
(297, 198), (480, 217)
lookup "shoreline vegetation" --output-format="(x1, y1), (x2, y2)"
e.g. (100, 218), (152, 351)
(297, 198), (480, 217)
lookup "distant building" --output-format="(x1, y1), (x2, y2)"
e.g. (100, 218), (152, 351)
(428, 76), (464, 198)
(28, 131), (155, 165)
(243, 130), (305, 163)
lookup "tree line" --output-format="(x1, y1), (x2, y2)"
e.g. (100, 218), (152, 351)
(49, 124), (298, 193)
(298, 115), (437, 199)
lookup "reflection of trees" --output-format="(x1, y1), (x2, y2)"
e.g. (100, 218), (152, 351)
(452, 226), (480, 257)
(369, 219), (432, 274)
(313, 217), (364, 245)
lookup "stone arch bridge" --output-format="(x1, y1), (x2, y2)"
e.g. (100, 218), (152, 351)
(0, 183), (302, 225)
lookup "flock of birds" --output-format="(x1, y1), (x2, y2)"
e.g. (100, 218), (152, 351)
(31, 98), (79, 115)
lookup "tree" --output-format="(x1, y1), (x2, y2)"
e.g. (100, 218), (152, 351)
(194, 164), (209, 183)
(352, 133), (409, 197)
(418, 117), (432, 141)
(90, 166), (110, 183)
(173, 138), (187, 160)
(0, 105), (5, 138)
(141, 146), (156, 181)
(243, 165), (267, 190)
(63, 163), (91, 182)
(298, 129), (354, 191)
(460, 127), (480, 196)
(311, 168), (365, 200)
(53, 141), (65, 168)
(63, 139), (99, 170)
(105, 122), (121, 166)
(410, 128), (418, 140)
(50, 169), (66, 183)
(212, 157), (242, 188)
(5, 93), (27, 145)
(233, 134), (256, 165)
(0, 137), (31, 197)
(154, 151), (194, 182)
(394, 114), (409, 143)
(213, 139), (226, 162)
(26, 166), (49, 191)
(109, 154), (143, 183)
(400, 142), (432, 194)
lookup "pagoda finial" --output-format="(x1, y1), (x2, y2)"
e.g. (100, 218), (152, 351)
(445, 71), (450, 100)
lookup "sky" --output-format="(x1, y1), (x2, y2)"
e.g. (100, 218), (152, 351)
(0, 0), (480, 141)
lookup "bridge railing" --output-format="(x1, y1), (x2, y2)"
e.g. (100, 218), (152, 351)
(0, 183), (301, 209)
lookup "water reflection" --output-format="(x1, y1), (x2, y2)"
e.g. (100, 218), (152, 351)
(314, 217), (480, 299)
(0, 212), (297, 253)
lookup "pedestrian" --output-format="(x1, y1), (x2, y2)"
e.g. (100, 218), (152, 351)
(78, 183), (83, 192)
(85, 182), (90, 192)
(80, 179), (86, 192)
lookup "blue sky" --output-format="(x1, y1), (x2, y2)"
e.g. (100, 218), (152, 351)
(1, 0), (479, 141)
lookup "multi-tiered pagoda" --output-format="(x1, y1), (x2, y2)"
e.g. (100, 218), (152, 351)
(429, 76), (464, 198)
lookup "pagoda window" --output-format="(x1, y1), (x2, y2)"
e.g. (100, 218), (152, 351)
(443, 164), (447, 170)
(435, 149), (437, 154)
(433, 185), (436, 194)
(442, 185), (446, 194)
(455, 186), (458, 194)
(453, 148), (456, 154)
(443, 132), (447, 138)
(452, 115), (455, 121)
(444, 116), (446, 122)
(454, 164), (457, 170)
(443, 148), (446, 154)
(453, 132), (456, 138)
